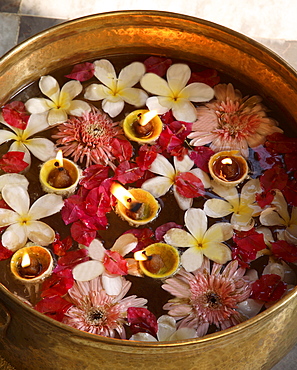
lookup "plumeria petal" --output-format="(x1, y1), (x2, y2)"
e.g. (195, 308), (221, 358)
(231, 212), (255, 231)
(185, 208), (207, 241)
(0, 173), (28, 191)
(172, 100), (197, 122)
(173, 187), (193, 210)
(28, 193), (64, 220)
(167, 64), (190, 93)
(203, 222), (233, 243)
(47, 108), (68, 125)
(84, 84), (110, 100)
(0, 209), (19, 226)
(72, 260), (105, 281)
(39, 75), (60, 102)
(93, 59), (117, 89)
(156, 315), (177, 341)
(102, 273), (123, 296)
(118, 88), (148, 106)
(25, 138), (56, 162)
(141, 73), (172, 96)
(181, 83), (215, 102)
(149, 154), (175, 178)
(111, 233), (138, 256)
(130, 332), (157, 341)
(24, 113), (49, 136)
(60, 80), (82, 101)
(164, 228), (197, 249)
(203, 242), (232, 264)
(2, 223), (28, 250)
(25, 98), (52, 114)
(68, 100), (91, 116)
(204, 198), (233, 218)
(102, 99), (125, 118)
(88, 239), (106, 261)
(0, 130), (17, 144)
(145, 96), (171, 115)
(141, 176), (173, 198)
(260, 207), (288, 227)
(8, 141), (31, 165)
(190, 168), (211, 188)
(117, 62), (146, 89)
(168, 327), (197, 341)
(26, 220), (56, 246)
(173, 155), (194, 173)
(2, 184), (30, 214)
(181, 246), (204, 271)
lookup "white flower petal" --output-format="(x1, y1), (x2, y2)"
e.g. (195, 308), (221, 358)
(68, 100), (91, 117)
(190, 168), (211, 188)
(0, 129), (16, 144)
(203, 242), (232, 264)
(164, 228), (197, 249)
(0, 174), (28, 192)
(111, 233), (138, 256)
(169, 327), (197, 341)
(181, 83), (214, 102)
(24, 113), (50, 137)
(204, 199), (233, 218)
(2, 223), (28, 250)
(157, 315), (176, 341)
(25, 98), (51, 114)
(102, 99), (125, 118)
(145, 96), (171, 115)
(2, 185), (30, 214)
(25, 138), (56, 162)
(26, 220), (55, 245)
(93, 59), (117, 89)
(60, 80), (83, 101)
(84, 84), (110, 100)
(167, 64), (190, 93)
(204, 222), (233, 243)
(119, 88), (148, 107)
(72, 260), (104, 281)
(237, 299), (263, 319)
(259, 207), (287, 227)
(47, 108), (68, 125)
(211, 181), (239, 203)
(240, 179), (261, 204)
(181, 247), (204, 272)
(173, 187), (193, 210)
(0, 208), (18, 226)
(173, 155), (194, 173)
(39, 75), (60, 102)
(88, 239), (106, 261)
(8, 141), (31, 166)
(172, 100), (197, 122)
(271, 190), (290, 224)
(231, 212), (254, 231)
(141, 176), (173, 198)
(141, 73), (172, 96)
(130, 333), (157, 341)
(117, 62), (146, 89)
(149, 154), (175, 178)
(29, 193), (64, 220)
(102, 273), (123, 296)
(185, 208), (207, 241)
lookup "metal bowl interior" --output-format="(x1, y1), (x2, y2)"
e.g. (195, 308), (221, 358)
(0, 10), (297, 370)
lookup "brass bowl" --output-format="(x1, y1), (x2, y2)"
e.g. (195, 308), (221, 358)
(0, 10), (297, 370)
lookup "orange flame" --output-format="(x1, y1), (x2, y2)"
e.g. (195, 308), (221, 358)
(138, 110), (158, 126)
(55, 150), (64, 167)
(21, 251), (31, 268)
(110, 182), (139, 210)
(221, 157), (233, 165)
(134, 250), (148, 261)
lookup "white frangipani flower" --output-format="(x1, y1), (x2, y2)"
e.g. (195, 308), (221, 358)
(164, 208), (233, 272)
(0, 185), (64, 251)
(259, 190), (297, 244)
(72, 234), (138, 296)
(204, 179), (262, 231)
(0, 112), (56, 166)
(84, 59), (148, 118)
(0, 173), (29, 192)
(140, 63), (214, 122)
(25, 75), (91, 126)
(141, 153), (210, 210)
(130, 315), (197, 341)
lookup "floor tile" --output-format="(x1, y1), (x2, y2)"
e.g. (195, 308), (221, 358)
(0, 13), (19, 56)
(18, 15), (66, 43)
(0, 0), (21, 13)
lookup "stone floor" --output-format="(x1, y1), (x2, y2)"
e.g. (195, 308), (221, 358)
(0, 1), (297, 369)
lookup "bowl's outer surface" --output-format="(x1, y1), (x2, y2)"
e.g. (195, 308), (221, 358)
(0, 11), (297, 370)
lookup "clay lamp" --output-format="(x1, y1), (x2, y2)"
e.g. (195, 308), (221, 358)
(39, 150), (81, 196)
(123, 109), (163, 144)
(134, 243), (180, 279)
(110, 182), (159, 226)
(208, 150), (248, 187)
(10, 245), (53, 285)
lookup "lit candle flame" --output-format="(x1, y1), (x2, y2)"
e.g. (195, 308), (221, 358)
(110, 182), (142, 211)
(134, 250), (148, 261)
(21, 251), (31, 268)
(221, 157), (233, 165)
(55, 150), (64, 167)
(138, 110), (158, 126)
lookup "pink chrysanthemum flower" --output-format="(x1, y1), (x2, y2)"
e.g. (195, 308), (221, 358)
(162, 258), (251, 336)
(52, 108), (123, 167)
(62, 276), (147, 338)
(187, 83), (283, 157)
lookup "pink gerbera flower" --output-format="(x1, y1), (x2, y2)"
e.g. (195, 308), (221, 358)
(52, 108), (123, 167)
(187, 83), (283, 157)
(62, 276), (147, 338)
(162, 258), (251, 336)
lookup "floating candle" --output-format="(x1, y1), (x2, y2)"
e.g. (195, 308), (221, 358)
(208, 150), (248, 187)
(39, 150), (81, 196)
(123, 109), (163, 144)
(111, 182), (159, 226)
(134, 243), (180, 279)
(10, 245), (53, 284)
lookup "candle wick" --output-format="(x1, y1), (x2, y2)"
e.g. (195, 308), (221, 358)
(54, 161), (60, 167)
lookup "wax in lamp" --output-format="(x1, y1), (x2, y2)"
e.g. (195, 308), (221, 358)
(10, 246), (53, 284)
(110, 182), (159, 226)
(123, 109), (163, 144)
(134, 243), (180, 279)
(39, 150), (81, 196)
(208, 150), (248, 187)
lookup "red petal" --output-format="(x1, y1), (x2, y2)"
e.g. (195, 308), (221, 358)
(271, 240), (297, 263)
(189, 147), (215, 173)
(155, 222), (182, 242)
(80, 164), (109, 190)
(168, 120), (192, 141)
(283, 176), (297, 206)
(127, 307), (158, 337)
(144, 56), (172, 77)
(52, 233), (73, 257)
(41, 268), (74, 297)
(260, 165), (288, 192)
(251, 274), (287, 302)
(57, 248), (89, 268)
(265, 133), (297, 154)
(70, 220), (98, 246)
(233, 229), (267, 257)
(2, 101), (29, 129)
(188, 69), (220, 87)
(160, 110), (175, 125)
(0, 151), (29, 173)
(85, 185), (111, 217)
(157, 126), (183, 154)
(34, 295), (72, 322)
(65, 62), (94, 81)
(231, 247), (254, 268)
(175, 172), (204, 198)
(252, 146), (282, 171)
(61, 195), (87, 225)
(114, 161), (144, 184)
(136, 145), (158, 171)
(111, 138), (133, 162)
(124, 228), (155, 252)
(103, 250), (128, 275)
(256, 189), (274, 208)
(0, 242), (13, 260)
